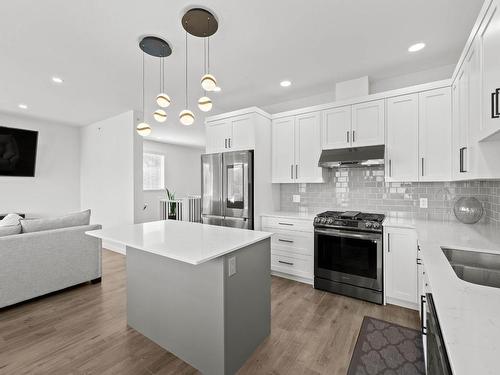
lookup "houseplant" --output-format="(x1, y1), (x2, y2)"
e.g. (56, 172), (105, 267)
(166, 188), (177, 220)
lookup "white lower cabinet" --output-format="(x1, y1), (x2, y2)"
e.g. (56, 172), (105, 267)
(384, 226), (419, 309)
(262, 215), (314, 284)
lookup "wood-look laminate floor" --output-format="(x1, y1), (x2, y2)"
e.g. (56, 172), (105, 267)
(0, 250), (419, 375)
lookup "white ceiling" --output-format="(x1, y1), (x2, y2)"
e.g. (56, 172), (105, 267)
(0, 0), (483, 146)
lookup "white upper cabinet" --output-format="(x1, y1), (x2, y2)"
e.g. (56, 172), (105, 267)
(418, 88), (452, 181)
(351, 100), (385, 147)
(272, 117), (295, 183)
(229, 115), (255, 150)
(272, 112), (323, 183)
(478, 0), (500, 141)
(321, 106), (351, 149)
(205, 114), (255, 153)
(206, 120), (231, 153)
(321, 100), (384, 150)
(295, 112), (323, 183)
(386, 94), (419, 182)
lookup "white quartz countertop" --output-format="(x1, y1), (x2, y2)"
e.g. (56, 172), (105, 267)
(261, 211), (318, 221)
(86, 220), (272, 265)
(385, 217), (500, 375)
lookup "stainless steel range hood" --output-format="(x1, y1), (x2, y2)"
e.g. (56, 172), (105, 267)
(318, 145), (385, 168)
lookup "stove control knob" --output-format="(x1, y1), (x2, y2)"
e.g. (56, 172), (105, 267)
(373, 222), (381, 229)
(320, 217), (327, 224)
(365, 222), (373, 228)
(327, 218), (334, 224)
(314, 217), (320, 223)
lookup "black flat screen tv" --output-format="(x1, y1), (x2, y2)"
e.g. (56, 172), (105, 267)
(0, 126), (38, 177)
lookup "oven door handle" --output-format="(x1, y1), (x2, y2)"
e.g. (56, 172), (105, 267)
(315, 228), (381, 241)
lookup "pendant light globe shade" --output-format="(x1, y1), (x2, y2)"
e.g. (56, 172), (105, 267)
(136, 122), (152, 136)
(153, 109), (167, 123)
(179, 109), (195, 126)
(201, 74), (217, 91)
(198, 96), (213, 112)
(156, 93), (171, 108)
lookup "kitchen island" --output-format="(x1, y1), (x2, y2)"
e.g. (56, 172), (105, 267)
(86, 220), (272, 375)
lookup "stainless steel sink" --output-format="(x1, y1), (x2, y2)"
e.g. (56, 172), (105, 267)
(442, 248), (500, 288)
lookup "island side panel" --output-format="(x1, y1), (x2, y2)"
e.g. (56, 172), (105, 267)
(126, 246), (225, 375)
(223, 238), (271, 375)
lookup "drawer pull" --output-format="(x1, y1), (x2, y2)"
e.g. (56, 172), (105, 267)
(278, 260), (294, 266)
(278, 222), (294, 226)
(278, 239), (294, 244)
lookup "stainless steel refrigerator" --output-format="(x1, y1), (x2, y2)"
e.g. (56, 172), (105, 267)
(201, 150), (254, 229)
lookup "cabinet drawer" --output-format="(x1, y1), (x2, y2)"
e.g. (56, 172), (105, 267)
(267, 229), (313, 257)
(261, 216), (313, 233)
(271, 253), (313, 278)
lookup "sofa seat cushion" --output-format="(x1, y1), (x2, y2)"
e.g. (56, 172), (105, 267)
(0, 213), (23, 227)
(20, 209), (91, 233)
(0, 224), (21, 237)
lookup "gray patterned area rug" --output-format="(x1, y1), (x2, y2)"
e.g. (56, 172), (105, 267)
(347, 316), (425, 375)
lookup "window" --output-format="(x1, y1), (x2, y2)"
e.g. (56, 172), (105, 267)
(143, 153), (165, 190)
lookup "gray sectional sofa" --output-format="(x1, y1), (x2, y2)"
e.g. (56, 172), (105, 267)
(0, 210), (102, 308)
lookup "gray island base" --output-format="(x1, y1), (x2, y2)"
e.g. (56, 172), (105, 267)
(126, 238), (271, 375)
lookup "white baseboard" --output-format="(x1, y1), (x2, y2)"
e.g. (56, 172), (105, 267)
(102, 240), (126, 255)
(271, 270), (313, 285)
(386, 296), (419, 311)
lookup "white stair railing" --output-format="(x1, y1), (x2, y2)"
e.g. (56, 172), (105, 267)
(160, 195), (201, 222)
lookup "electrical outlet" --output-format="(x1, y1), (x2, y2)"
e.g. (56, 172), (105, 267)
(292, 195), (301, 203)
(228, 256), (237, 277)
(420, 198), (428, 209)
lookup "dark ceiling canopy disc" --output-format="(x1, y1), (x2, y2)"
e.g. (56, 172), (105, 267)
(139, 36), (172, 58)
(182, 8), (218, 37)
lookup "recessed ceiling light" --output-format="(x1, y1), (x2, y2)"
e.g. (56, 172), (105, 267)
(18, 104), (28, 109)
(408, 43), (426, 52)
(213, 86), (222, 92)
(52, 76), (64, 84)
(280, 80), (292, 87)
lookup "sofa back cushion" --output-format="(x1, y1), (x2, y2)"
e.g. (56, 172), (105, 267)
(0, 225), (21, 237)
(20, 209), (91, 233)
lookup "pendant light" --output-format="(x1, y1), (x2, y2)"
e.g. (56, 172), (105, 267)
(156, 57), (171, 108)
(137, 51), (152, 136)
(179, 31), (195, 126)
(153, 109), (167, 122)
(200, 32), (217, 91)
(198, 37), (213, 112)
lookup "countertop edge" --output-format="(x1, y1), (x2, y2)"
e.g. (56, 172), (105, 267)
(85, 230), (272, 265)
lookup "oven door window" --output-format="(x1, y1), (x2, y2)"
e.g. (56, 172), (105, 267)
(317, 233), (378, 279)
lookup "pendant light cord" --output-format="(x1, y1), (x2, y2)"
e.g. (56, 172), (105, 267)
(142, 51), (145, 117)
(185, 30), (188, 108)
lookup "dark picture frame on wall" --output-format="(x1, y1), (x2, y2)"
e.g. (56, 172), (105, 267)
(0, 126), (38, 177)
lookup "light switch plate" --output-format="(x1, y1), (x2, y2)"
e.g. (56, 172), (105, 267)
(292, 194), (301, 203)
(420, 198), (428, 209)
(228, 256), (237, 277)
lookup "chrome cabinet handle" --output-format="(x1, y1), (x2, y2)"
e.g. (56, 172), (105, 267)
(225, 138), (227, 148)
(278, 222), (294, 226)
(352, 130), (356, 143)
(347, 131), (350, 143)
(228, 138), (231, 148)
(278, 239), (294, 243)
(290, 164), (294, 179)
(492, 88), (499, 119)
(421, 295), (427, 335)
(387, 233), (390, 252)
(295, 164), (299, 179)
(389, 160), (392, 177)
(278, 260), (294, 266)
(421, 157), (424, 177)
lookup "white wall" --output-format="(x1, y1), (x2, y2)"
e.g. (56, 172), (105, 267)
(263, 64), (455, 114)
(139, 140), (203, 223)
(0, 112), (80, 217)
(80, 110), (142, 233)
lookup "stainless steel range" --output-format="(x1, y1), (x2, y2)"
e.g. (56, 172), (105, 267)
(314, 211), (385, 304)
